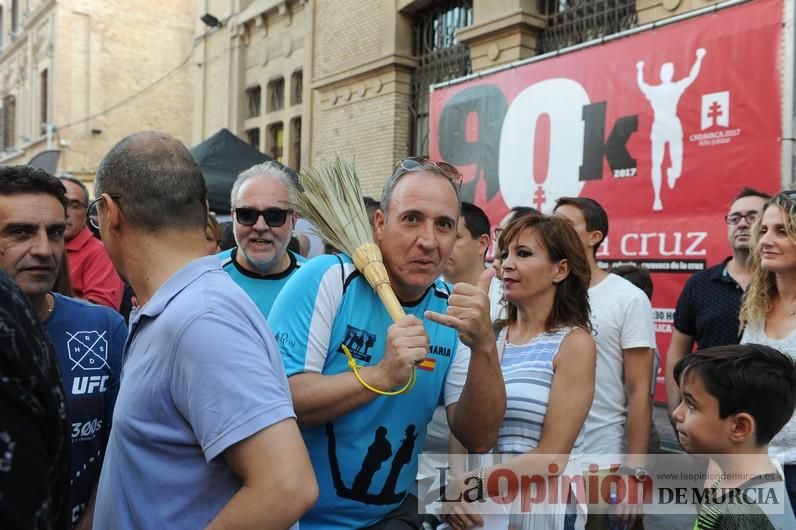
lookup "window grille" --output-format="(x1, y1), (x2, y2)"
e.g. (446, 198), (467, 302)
(291, 70), (302, 106)
(267, 77), (285, 112)
(290, 117), (301, 171)
(537, 0), (637, 53)
(3, 95), (15, 149)
(246, 85), (261, 118)
(267, 122), (284, 162)
(410, 0), (473, 157)
(246, 127), (260, 149)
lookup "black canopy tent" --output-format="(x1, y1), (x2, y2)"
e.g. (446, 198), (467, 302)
(191, 128), (296, 214)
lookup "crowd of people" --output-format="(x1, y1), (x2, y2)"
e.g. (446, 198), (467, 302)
(1, 130), (796, 530)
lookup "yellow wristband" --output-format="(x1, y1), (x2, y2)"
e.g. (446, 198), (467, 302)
(341, 344), (415, 396)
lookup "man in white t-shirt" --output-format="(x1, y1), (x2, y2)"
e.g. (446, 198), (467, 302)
(555, 197), (655, 529)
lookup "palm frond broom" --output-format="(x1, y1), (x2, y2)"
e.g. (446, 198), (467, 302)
(290, 157), (405, 323)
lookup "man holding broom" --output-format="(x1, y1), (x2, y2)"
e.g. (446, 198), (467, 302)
(269, 157), (506, 529)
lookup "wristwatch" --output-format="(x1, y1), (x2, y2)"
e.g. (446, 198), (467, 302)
(619, 466), (649, 480)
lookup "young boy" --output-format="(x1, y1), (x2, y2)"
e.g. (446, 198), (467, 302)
(673, 343), (796, 529)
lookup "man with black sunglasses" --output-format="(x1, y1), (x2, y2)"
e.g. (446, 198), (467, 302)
(665, 187), (771, 424)
(218, 161), (305, 318)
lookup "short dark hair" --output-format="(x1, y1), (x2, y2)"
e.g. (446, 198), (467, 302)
(219, 221), (236, 251)
(363, 196), (380, 228)
(733, 187), (771, 202)
(0, 165), (68, 210)
(460, 202), (490, 239)
(206, 213), (222, 243)
(57, 173), (90, 204)
(506, 206), (537, 224)
(554, 197), (609, 255)
(610, 264), (653, 300)
(674, 344), (796, 446)
(95, 131), (207, 232)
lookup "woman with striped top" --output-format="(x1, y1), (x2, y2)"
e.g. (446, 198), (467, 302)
(443, 213), (596, 530)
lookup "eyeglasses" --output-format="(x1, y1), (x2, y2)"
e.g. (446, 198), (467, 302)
(724, 211), (759, 225)
(777, 190), (796, 203)
(87, 194), (121, 229)
(234, 207), (293, 227)
(390, 157), (463, 188)
(67, 199), (87, 211)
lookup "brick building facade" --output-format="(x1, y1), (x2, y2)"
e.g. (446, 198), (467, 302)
(195, 0), (724, 197)
(0, 0), (195, 180)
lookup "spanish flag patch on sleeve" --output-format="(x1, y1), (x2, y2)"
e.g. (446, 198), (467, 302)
(417, 357), (436, 372)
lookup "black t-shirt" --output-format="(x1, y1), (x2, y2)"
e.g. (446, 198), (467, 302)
(0, 271), (70, 529)
(673, 258), (744, 348)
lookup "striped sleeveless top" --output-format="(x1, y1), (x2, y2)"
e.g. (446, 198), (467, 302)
(496, 326), (584, 454)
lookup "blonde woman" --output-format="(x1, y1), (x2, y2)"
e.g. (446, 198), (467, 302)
(740, 190), (796, 510)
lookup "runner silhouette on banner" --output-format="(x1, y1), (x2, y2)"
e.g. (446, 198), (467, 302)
(637, 48), (707, 211)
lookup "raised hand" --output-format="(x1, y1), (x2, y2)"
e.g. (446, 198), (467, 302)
(425, 268), (496, 352)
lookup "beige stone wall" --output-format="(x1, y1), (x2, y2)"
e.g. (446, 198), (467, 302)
(307, 0), (415, 195)
(0, 1), (57, 166)
(0, 0), (195, 184)
(311, 0), (383, 81)
(310, 67), (413, 198)
(194, 0), (308, 171)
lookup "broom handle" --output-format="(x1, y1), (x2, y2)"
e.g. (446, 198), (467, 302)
(353, 243), (406, 323)
(374, 282), (406, 323)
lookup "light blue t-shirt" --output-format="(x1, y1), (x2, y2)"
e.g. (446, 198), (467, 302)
(93, 256), (296, 530)
(45, 293), (126, 527)
(269, 254), (471, 530)
(217, 247), (305, 318)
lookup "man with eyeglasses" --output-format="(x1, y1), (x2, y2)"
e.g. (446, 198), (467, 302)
(90, 132), (317, 529)
(268, 157), (505, 530)
(58, 174), (124, 310)
(665, 187), (771, 422)
(218, 161), (305, 318)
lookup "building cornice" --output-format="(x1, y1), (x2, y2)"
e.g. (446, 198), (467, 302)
(236, 0), (309, 27)
(21, 0), (56, 32)
(457, 11), (545, 46)
(0, 0), (56, 61)
(311, 53), (416, 91)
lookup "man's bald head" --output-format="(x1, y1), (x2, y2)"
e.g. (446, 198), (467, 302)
(95, 131), (207, 232)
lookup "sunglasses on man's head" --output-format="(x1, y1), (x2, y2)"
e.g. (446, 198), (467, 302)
(391, 157), (463, 188)
(234, 207), (293, 227)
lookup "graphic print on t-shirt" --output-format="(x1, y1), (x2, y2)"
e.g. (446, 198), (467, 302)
(338, 325), (377, 362)
(68, 330), (110, 371)
(327, 422), (419, 505)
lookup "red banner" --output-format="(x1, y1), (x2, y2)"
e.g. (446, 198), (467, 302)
(428, 0), (783, 400)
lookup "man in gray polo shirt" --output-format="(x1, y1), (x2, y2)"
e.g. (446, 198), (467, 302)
(91, 131), (317, 529)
